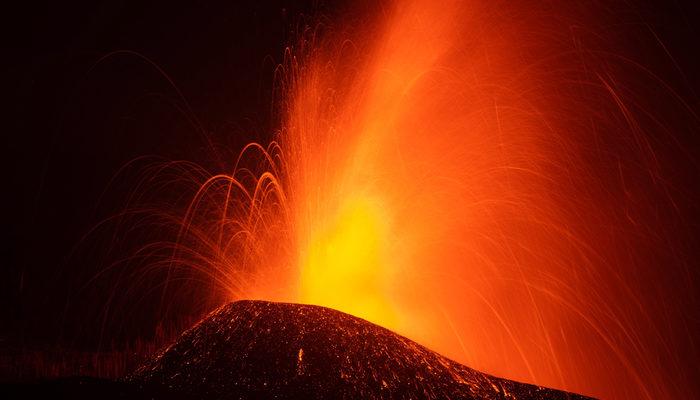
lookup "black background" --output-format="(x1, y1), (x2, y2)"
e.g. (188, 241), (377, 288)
(2, 0), (338, 350)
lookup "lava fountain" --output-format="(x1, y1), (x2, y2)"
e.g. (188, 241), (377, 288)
(127, 1), (698, 399)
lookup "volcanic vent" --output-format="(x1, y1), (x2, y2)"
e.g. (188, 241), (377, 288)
(130, 300), (592, 399)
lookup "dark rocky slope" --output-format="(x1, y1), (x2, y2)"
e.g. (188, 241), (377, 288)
(130, 300), (593, 399)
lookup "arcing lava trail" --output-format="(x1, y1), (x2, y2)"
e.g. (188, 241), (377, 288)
(86, 1), (699, 398)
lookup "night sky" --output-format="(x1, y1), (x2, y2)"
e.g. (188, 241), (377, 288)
(3, 0), (334, 351)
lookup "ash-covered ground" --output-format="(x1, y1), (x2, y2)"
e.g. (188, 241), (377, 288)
(128, 300), (592, 399)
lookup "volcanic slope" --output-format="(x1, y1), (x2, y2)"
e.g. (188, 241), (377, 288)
(130, 300), (593, 399)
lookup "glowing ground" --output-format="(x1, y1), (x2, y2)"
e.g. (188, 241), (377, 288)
(129, 300), (593, 399)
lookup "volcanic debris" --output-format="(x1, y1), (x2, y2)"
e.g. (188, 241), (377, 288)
(129, 300), (593, 399)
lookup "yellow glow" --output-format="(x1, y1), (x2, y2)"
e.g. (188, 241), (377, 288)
(299, 197), (397, 328)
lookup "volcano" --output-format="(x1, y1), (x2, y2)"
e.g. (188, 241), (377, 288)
(129, 300), (592, 399)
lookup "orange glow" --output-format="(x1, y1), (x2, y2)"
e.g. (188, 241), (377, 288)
(300, 196), (397, 328)
(164, 1), (698, 399)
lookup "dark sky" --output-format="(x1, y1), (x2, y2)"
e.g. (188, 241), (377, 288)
(2, 0), (337, 349)
(2, 0), (699, 353)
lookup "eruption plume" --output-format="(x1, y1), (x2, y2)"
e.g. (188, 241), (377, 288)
(87, 1), (699, 399)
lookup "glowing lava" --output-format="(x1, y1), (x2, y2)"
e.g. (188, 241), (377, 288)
(144, 1), (698, 399)
(300, 197), (398, 328)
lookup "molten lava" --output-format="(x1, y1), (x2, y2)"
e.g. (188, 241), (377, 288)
(145, 1), (699, 399)
(300, 197), (397, 328)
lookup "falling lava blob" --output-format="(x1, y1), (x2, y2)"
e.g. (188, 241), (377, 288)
(129, 300), (592, 399)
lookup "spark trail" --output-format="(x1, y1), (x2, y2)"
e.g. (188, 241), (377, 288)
(100, 1), (699, 399)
